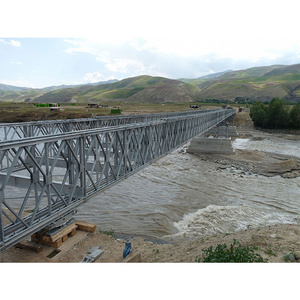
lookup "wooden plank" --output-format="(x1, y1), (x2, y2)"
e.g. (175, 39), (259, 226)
(31, 236), (39, 243)
(62, 235), (68, 243)
(31, 236), (63, 248)
(16, 241), (43, 253)
(43, 223), (78, 243)
(75, 221), (96, 232)
(69, 228), (77, 237)
(52, 238), (63, 248)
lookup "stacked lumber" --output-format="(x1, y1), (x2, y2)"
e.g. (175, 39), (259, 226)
(75, 220), (96, 233)
(31, 223), (78, 248)
(30, 220), (96, 248)
(16, 240), (43, 253)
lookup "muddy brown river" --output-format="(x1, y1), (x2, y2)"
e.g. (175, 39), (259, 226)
(76, 133), (300, 242)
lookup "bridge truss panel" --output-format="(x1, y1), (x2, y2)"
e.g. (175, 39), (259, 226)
(0, 109), (235, 251)
(0, 109), (220, 141)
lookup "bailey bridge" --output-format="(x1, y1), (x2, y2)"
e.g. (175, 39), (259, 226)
(0, 108), (235, 251)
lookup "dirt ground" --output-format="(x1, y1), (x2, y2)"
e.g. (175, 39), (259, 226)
(2, 223), (300, 263)
(1, 111), (300, 263)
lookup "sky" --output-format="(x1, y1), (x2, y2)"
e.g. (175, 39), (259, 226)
(0, 0), (300, 88)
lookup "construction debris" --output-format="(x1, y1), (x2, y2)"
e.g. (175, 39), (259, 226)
(81, 246), (104, 263)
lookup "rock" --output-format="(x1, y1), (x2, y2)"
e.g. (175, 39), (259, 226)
(283, 253), (295, 262)
(218, 165), (229, 170)
(270, 234), (276, 238)
(293, 251), (300, 260)
(289, 254), (296, 261)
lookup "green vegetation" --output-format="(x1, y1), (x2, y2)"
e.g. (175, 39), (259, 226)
(101, 87), (145, 99)
(250, 101), (267, 127)
(250, 98), (300, 129)
(290, 103), (300, 129)
(191, 64), (300, 103)
(283, 252), (296, 262)
(111, 108), (122, 114)
(0, 102), (217, 123)
(27, 75), (199, 104)
(1, 64), (300, 104)
(99, 229), (115, 238)
(33, 103), (61, 107)
(196, 239), (267, 263)
(264, 247), (278, 257)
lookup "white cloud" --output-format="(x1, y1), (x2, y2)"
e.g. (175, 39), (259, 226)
(104, 59), (146, 74)
(65, 45), (91, 54)
(0, 39), (21, 47)
(83, 72), (114, 83)
(60, 1), (300, 80)
(10, 40), (21, 47)
(10, 61), (23, 65)
(63, 39), (79, 46)
(0, 78), (36, 88)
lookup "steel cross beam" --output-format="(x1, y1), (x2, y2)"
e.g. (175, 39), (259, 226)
(0, 109), (235, 251)
(0, 109), (220, 141)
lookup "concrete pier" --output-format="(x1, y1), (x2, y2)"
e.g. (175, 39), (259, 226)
(203, 125), (238, 138)
(187, 126), (237, 155)
(187, 136), (235, 155)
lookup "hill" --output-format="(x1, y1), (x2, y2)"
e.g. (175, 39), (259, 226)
(1, 64), (300, 104)
(39, 79), (119, 92)
(0, 80), (119, 102)
(192, 64), (300, 103)
(32, 75), (201, 104)
(180, 70), (233, 83)
(0, 83), (30, 91)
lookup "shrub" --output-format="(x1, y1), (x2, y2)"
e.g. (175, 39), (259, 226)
(196, 239), (267, 263)
(290, 103), (300, 129)
(99, 229), (115, 238)
(266, 98), (290, 129)
(250, 101), (267, 127)
(250, 98), (295, 129)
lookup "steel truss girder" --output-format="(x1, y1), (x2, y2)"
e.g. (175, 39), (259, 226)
(0, 109), (235, 251)
(0, 109), (220, 141)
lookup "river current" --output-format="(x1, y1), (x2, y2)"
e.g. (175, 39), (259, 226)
(76, 135), (300, 241)
(2, 130), (299, 242)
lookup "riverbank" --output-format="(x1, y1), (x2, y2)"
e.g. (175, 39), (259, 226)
(2, 223), (300, 263)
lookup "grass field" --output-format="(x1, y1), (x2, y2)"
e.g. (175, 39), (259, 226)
(0, 102), (231, 123)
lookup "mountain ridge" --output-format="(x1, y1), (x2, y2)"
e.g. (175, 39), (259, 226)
(1, 64), (300, 103)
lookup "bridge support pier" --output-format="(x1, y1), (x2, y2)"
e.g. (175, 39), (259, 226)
(187, 136), (235, 155)
(187, 125), (238, 155)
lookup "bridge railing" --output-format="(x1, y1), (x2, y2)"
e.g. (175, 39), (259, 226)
(0, 109), (220, 141)
(0, 109), (235, 251)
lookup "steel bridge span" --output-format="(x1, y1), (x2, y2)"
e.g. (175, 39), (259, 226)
(0, 109), (235, 251)
(0, 109), (221, 141)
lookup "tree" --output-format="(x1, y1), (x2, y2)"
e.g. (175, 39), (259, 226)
(250, 101), (267, 127)
(290, 103), (300, 129)
(266, 98), (290, 129)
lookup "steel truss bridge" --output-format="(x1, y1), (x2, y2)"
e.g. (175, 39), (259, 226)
(0, 109), (235, 251)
